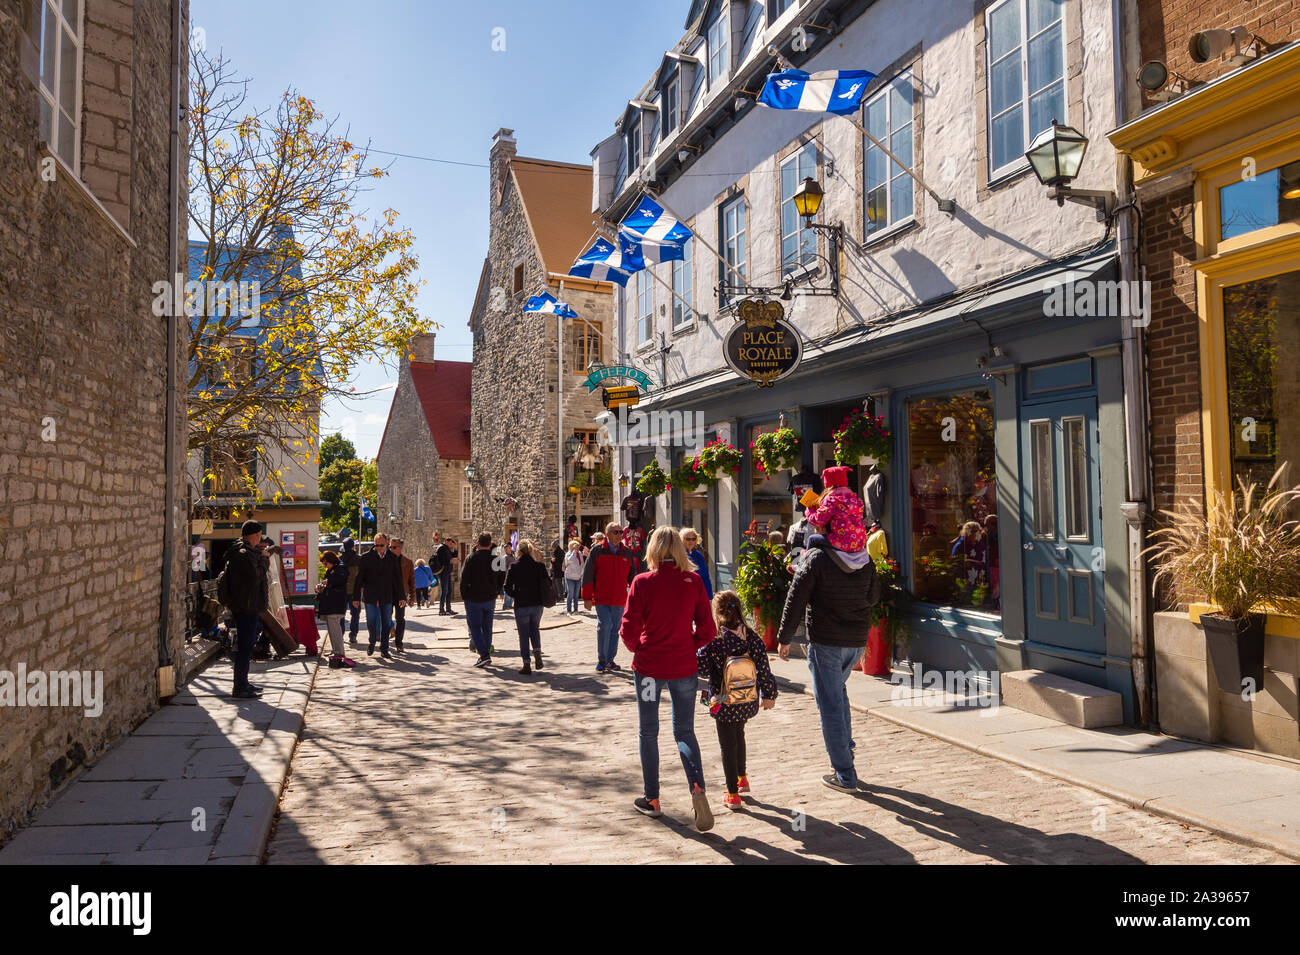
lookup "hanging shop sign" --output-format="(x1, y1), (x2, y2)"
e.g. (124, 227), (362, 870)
(724, 300), (803, 388)
(602, 385), (641, 409)
(584, 364), (652, 393)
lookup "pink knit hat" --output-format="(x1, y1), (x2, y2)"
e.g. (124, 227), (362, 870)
(822, 465), (851, 489)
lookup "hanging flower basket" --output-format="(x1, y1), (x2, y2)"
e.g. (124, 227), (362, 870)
(833, 409), (892, 465)
(668, 460), (705, 492)
(751, 427), (802, 475)
(635, 459), (667, 496)
(694, 438), (743, 483)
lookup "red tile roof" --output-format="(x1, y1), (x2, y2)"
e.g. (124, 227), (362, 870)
(406, 358), (472, 461)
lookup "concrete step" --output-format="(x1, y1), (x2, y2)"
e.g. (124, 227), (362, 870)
(1000, 669), (1123, 728)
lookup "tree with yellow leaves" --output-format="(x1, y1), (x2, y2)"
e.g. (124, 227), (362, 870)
(185, 46), (430, 503)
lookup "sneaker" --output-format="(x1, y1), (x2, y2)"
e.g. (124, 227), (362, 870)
(606, 660), (622, 672)
(633, 796), (662, 817)
(691, 784), (714, 832)
(596, 662), (607, 673)
(328, 656), (346, 669)
(473, 655), (491, 668)
(821, 773), (857, 794)
(723, 793), (744, 812)
(533, 650), (544, 671)
(231, 687), (260, 700)
(737, 775), (751, 794)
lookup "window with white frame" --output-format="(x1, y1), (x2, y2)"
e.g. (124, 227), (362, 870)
(720, 194), (747, 306)
(707, 8), (730, 85)
(31, 0), (84, 171)
(636, 270), (654, 345)
(986, 0), (1065, 178)
(626, 117), (642, 173)
(768, 0), (796, 19)
(672, 240), (694, 328)
(780, 142), (818, 273)
(864, 71), (915, 235)
(415, 483), (424, 521)
(663, 72), (680, 136)
(460, 485), (472, 522)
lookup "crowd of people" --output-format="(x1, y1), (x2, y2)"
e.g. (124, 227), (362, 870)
(216, 462), (881, 827)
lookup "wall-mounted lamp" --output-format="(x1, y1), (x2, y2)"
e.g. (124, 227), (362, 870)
(793, 177), (842, 297)
(1136, 60), (1189, 102)
(1025, 121), (1117, 221)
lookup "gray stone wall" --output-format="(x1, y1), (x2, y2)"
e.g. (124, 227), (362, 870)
(470, 135), (615, 548)
(0, 0), (190, 842)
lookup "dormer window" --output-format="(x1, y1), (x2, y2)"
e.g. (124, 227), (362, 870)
(663, 73), (680, 136)
(626, 116), (642, 172)
(707, 7), (729, 85)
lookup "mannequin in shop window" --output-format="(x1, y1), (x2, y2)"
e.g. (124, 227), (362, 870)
(861, 462), (887, 527)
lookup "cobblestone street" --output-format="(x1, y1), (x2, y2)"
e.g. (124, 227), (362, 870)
(267, 607), (1285, 864)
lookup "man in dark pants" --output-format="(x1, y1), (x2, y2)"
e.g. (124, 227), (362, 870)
(391, 537), (415, 653)
(220, 519), (270, 699)
(351, 532), (406, 660)
(460, 533), (503, 667)
(433, 537), (456, 615)
(340, 538), (362, 645)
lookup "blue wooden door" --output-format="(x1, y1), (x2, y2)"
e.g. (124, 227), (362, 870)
(1019, 396), (1104, 655)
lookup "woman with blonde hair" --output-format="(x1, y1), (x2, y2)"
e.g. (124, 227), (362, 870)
(620, 525), (717, 830)
(504, 539), (550, 674)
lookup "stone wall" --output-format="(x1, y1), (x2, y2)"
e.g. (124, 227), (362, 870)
(0, 0), (189, 842)
(470, 133), (614, 548)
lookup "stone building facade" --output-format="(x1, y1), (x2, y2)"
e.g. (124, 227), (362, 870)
(469, 130), (616, 549)
(0, 0), (190, 841)
(376, 332), (474, 564)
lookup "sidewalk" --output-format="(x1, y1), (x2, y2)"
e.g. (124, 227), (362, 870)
(767, 653), (1300, 861)
(0, 648), (317, 865)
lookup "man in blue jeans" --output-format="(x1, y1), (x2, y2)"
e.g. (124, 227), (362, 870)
(460, 533), (503, 667)
(776, 539), (878, 792)
(580, 523), (640, 673)
(351, 532), (405, 660)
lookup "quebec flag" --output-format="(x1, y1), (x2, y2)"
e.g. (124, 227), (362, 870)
(619, 197), (693, 247)
(617, 229), (684, 266)
(360, 498), (374, 523)
(758, 68), (875, 115)
(523, 291), (578, 318)
(569, 236), (641, 286)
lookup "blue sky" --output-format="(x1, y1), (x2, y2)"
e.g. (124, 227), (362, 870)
(191, 0), (688, 458)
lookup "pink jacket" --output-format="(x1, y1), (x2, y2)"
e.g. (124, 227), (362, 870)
(805, 486), (867, 552)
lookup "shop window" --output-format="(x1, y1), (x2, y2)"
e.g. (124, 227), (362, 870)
(1218, 159), (1300, 243)
(678, 448), (712, 567)
(1223, 268), (1300, 501)
(906, 389), (998, 611)
(749, 423), (794, 538)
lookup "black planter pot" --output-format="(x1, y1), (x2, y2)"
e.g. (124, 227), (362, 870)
(1200, 612), (1266, 694)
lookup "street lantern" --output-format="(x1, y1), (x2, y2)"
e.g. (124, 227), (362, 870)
(793, 177), (825, 221)
(464, 463), (477, 481)
(564, 435), (583, 456)
(1025, 120), (1089, 188)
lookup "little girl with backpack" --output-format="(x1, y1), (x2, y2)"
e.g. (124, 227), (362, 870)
(697, 590), (778, 811)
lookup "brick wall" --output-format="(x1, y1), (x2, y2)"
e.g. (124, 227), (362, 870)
(1137, 0), (1300, 92)
(0, 0), (189, 842)
(1142, 183), (1203, 519)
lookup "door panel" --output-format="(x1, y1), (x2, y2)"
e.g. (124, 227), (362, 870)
(1020, 396), (1103, 654)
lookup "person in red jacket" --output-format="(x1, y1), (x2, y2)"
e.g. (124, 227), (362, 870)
(580, 521), (640, 673)
(620, 525), (717, 831)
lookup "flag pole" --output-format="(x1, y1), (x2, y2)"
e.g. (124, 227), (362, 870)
(557, 278), (565, 553)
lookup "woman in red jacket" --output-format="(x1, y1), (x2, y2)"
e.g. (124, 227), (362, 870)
(620, 525), (718, 831)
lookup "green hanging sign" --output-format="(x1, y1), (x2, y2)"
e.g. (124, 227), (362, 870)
(584, 364), (652, 392)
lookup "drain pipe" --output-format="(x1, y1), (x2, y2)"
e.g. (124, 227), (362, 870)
(157, 0), (184, 695)
(1112, 0), (1153, 727)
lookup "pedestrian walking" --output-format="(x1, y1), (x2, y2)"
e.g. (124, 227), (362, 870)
(217, 519), (270, 699)
(351, 532), (406, 660)
(681, 527), (713, 599)
(562, 538), (584, 614)
(580, 522), (640, 672)
(340, 537), (362, 645)
(501, 544), (518, 610)
(697, 590), (778, 811)
(391, 538), (415, 653)
(504, 540), (552, 675)
(460, 533), (502, 667)
(619, 526), (716, 830)
(316, 551), (356, 669)
(413, 559), (434, 608)
(550, 540), (565, 602)
(775, 531), (879, 793)
(431, 537), (457, 615)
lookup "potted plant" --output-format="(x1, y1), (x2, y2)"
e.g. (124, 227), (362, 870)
(694, 438), (744, 483)
(751, 427), (802, 475)
(734, 537), (790, 651)
(668, 459), (705, 492)
(1146, 465), (1300, 694)
(635, 459), (667, 496)
(833, 408), (892, 466)
(859, 555), (909, 674)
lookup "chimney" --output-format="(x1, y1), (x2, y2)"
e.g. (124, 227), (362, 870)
(490, 128), (517, 205)
(407, 332), (436, 365)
